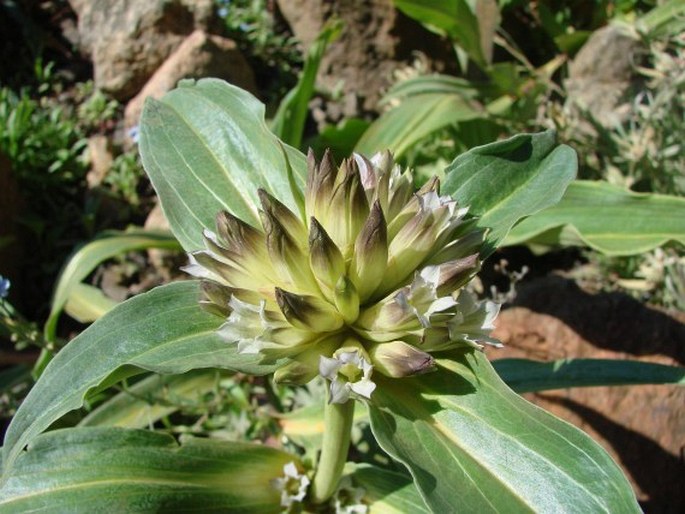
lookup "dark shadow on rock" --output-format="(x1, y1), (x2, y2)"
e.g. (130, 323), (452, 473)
(513, 276), (685, 365)
(543, 395), (685, 514)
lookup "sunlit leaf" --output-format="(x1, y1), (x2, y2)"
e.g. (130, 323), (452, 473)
(2, 281), (282, 472)
(369, 351), (640, 513)
(504, 180), (685, 255)
(442, 130), (577, 255)
(345, 463), (430, 514)
(139, 79), (307, 251)
(64, 283), (118, 323)
(356, 93), (483, 158)
(0, 427), (294, 513)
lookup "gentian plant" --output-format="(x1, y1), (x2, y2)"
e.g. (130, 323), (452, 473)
(0, 80), (641, 513)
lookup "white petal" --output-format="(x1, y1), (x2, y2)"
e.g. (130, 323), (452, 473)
(350, 378), (376, 399)
(319, 356), (341, 380)
(329, 379), (351, 404)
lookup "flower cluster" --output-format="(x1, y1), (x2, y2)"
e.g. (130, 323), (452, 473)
(185, 150), (500, 403)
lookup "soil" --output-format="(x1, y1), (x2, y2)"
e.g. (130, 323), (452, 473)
(489, 275), (685, 513)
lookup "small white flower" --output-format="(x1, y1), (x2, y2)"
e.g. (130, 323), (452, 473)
(332, 476), (368, 514)
(272, 461), (310, 508)
(319, 350), (376, 404)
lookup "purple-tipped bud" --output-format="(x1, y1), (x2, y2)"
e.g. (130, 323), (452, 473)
(275, 288), (343, 332)
(350, 201), (388, 301)
(308, 218), (345, 296)
(369, 340), (436, 378)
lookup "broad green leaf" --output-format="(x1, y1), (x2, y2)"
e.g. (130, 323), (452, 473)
(369, 351), (640, 513)
(2, 281), (282, 472)
(270, 21), (341, 149)
(345, 463), (430, 514)
(504, 180), (685, 255)
(64, 283), (118, 323)
(44, 229), (180, 341)
(494, 358), (685, 393)
(442, 130), (577, 255)
(0, 427), (295, 513)
(79, 370), (223, 428)
(394, 0), (486, 67)
(139, 79), (307, 252)
(356, 92), (483, 158)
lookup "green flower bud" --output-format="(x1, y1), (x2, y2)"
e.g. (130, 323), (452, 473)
(324, 158), (369, 255)
(306, 148), (337, 222)
(215, 210), (265, 259)
(261, 206), (318, 292)
(276, 288), (344, 332)
(434, 254), (480, 296)
(349, 200), (387, 301)
(258, 188), (307, 249)
(369, 340), (435, 377)
(199, 281), (233, 318)
(309, 218), (345, 297)
(333, 275), (360, 324)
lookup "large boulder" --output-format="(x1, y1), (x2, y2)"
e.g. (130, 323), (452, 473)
(69, 0), (216, 100)
(276, 0), (454, 120)
(124, 30), (256, 130)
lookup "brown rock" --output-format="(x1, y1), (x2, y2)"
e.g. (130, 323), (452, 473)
(490, 276), (685, 510)
(276, 0), (454, 119)
(565, 24), (644, 127)
(72, 0), (216, 100)
(124, 30), (256, 130)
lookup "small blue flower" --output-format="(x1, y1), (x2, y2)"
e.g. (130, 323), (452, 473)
(217, 7), (228, 18)
(0, 276), (10, 299)
(128, 125), (140, 144)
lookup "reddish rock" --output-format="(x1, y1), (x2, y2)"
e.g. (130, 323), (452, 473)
(124, 30), (256, 131)
(70, 0), (216, 100)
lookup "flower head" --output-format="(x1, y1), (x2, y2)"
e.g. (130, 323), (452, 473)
(185, 149), (500, 403)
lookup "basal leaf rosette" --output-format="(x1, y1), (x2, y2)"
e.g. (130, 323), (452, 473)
(184, 150), (500, 403)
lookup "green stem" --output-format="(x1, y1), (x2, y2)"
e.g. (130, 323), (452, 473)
(310, 394), (355, 504)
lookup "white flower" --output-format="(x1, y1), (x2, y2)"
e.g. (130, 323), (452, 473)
(332, 476), (368, 514)
(272, 461), (310, 508)
(319, 350), (376, 404)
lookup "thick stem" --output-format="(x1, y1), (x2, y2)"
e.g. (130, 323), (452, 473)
(310, 395), (355, 504)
